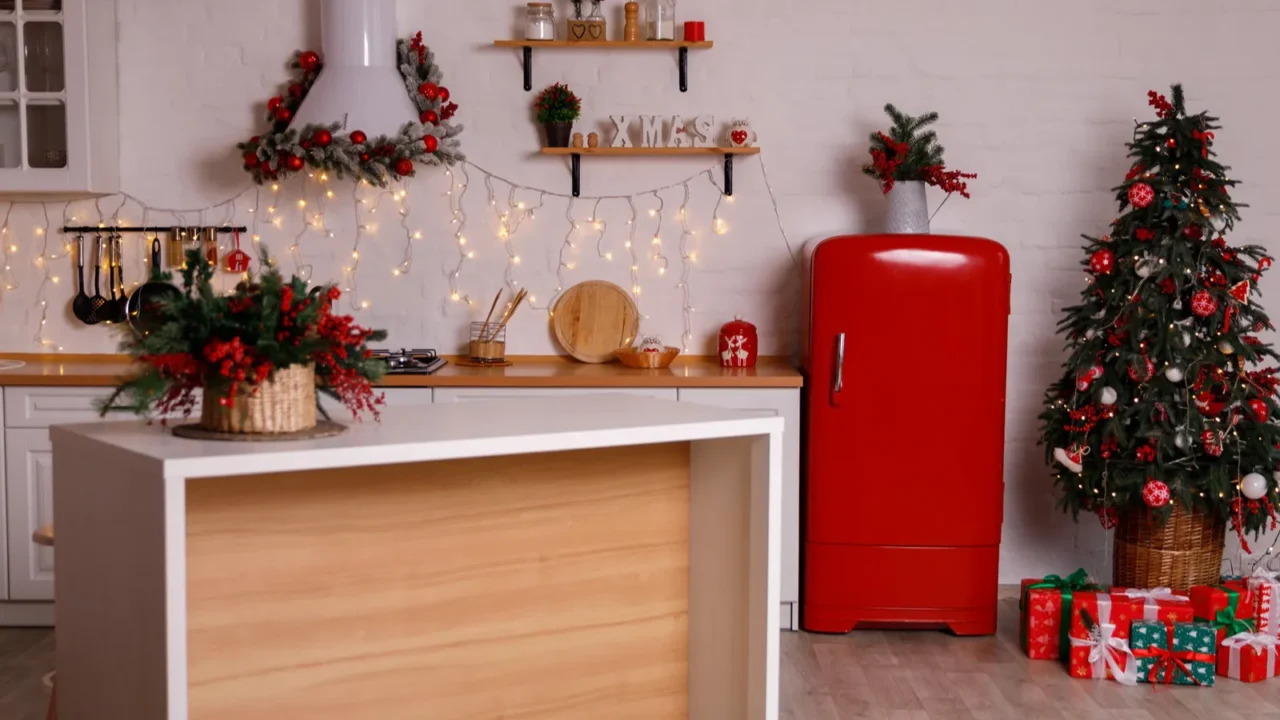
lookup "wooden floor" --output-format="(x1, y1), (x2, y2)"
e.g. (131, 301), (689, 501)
(7, 596), (1280, 719)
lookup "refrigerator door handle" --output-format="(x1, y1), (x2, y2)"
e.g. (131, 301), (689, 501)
(831, 332), (845, 406)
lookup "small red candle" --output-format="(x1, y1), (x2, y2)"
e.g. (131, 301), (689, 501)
(684, 21), (705, 42)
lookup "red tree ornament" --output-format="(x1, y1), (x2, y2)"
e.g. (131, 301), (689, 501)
(298, 50), (321, 72)
(1195, 390), (1226, 418)
(243, 152), (260, 169)
(1142, 479), (1171, 508)
(1191, 290), (1219, 318)
(419, 82), (440, 101)
(283, 153), (304, 172)
(438, 87), (451, 103)
(1202, 430), (1224, 457)
(350, 130), (368, 145)
(267, 96), (283, 113)
(313, 129), (333, 147)
(420, 110), (439, 125)
(1098, 506), (1118, 529)
(1230, 281), (1251, 304)
(359, 152), (370, 163)
(423, 135), (439, 153)
(1128, 354), (1155, 383)
(1089, 249), (1115, 275)
(274, 106), (292, 123)
(1128, 182), (1156, 209)
(394, 158), (414, 176)
(1076, 363), (1104, 392)
(1250, 399), (1270, 423)
(288, 83), (304, 99)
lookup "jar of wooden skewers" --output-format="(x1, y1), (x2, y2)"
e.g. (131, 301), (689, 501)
(469, 288), (527, 364)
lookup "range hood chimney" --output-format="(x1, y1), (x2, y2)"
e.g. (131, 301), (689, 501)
(290, 0), (419, 139)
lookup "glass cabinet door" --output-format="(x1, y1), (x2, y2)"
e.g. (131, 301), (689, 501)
(0, 0), (66, 171)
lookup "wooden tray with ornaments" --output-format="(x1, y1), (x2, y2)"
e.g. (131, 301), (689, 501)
(616, 337), (680, 369)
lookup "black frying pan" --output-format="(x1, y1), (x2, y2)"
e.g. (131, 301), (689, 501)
(125, 234), (181, 335)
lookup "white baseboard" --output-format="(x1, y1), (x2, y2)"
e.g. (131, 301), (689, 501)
(779, 601), (796, 631)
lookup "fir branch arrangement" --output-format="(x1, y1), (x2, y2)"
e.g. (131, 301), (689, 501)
(237, 32), (464, 188)
(100, 250), (388, 422)
(534, 83), (582, 124)
(863, 103), (976, 197)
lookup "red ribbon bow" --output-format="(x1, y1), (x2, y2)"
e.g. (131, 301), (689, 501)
(1133, 626), (1216, 685)
(1191, 130), (1215, 157)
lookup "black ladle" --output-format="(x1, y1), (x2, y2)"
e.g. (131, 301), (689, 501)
(71, 234), (95, 324)
(112, 233), (128, 323)
(101, 233), (119, 324)
(88, 234), (107, 324)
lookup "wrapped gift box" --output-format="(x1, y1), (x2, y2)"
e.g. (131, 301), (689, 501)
(1219, 632), (1280, 682)
(1131, 621), (1216, 686)
(1190, 583), (1256, 645)
(1020, 570), (1100, 660)
(1067, 591), (1139, 683)
(1246, 570), (1280, 636)
(1113, 587), (1194, 625)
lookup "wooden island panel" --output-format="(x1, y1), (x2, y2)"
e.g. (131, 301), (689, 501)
(185, 443), (691, 720)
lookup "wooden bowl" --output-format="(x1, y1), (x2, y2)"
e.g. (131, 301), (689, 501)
(616, 347), (680, 369)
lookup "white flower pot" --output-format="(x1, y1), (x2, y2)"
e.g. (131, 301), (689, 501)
(886, 181), (930, 234)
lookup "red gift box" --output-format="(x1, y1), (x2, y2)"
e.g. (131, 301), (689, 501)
(1067, 591), (1139, 683)
(1019, 570), (1100, 660)
(1112, 587), (1194, 625)
(1219, 632), (1280, 682)
(1190, 583), (1256, 645)
(1246, 570), (1280, 636)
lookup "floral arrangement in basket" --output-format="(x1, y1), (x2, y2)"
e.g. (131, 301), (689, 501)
(99, 249), (388, 432)
(862, 103), (976, 198)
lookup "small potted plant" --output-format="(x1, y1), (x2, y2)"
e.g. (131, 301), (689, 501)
(535, 82), (582, 148)
(100, 249), (388, 437)
(863, 103), (976, 234)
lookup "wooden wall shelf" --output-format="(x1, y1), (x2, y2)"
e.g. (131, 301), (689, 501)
(493, 40), (714, 93)
(541, 147), (760, 197)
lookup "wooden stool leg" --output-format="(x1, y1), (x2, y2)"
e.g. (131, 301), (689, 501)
(45, 678), (56, 720)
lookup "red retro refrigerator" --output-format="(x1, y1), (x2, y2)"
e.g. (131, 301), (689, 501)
(802, 235), (1010, 635)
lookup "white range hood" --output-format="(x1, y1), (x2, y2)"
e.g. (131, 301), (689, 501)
(290, 0), (419, 139)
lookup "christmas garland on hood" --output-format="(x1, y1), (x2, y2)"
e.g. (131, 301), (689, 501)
(237, 32), (464, 188)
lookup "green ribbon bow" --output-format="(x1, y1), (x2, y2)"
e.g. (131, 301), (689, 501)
(1208, 584), (1256, 637)
(1021, 568), (1099, 660)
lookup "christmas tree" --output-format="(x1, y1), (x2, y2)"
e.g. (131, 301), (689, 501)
(1039, 85), (1279, 547)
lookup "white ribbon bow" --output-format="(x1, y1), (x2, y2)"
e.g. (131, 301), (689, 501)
(1248, 568), (1280, 636)
(1250, 567), (1280, 582)
(1070, 623), (1139, 686)
(1121, 588), (1190, 622)
(1223, 631), (1280, 679)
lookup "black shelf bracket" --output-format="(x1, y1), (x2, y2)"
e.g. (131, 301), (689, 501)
(60, 226), (248, 234)
(724, 154), (735, 197)
(571, 153), (581, 197)
(522, 46), (533, 91)
(679, 47), (688, 92)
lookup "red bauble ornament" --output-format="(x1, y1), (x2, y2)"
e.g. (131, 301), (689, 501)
(1250, 399), (1270, 423)
(420, 110), (439, 125)
(1202, 430), (1224, 457)
(267, 96), (283, 113)
(1196, 390), (1227, 418)
(350, 130), (368, 145)
(274, 106), (292, 123)
(313, 128), (332, 147)
(1142, 479), (1171, 508)
(298, 50), (321, 72)
(1128, 182), (1156, 209)
(423, 135), (439, 153)
(359, 153), (370, 163)
(249, 135), (260, 145)
(1167, 138), (1177, 148)
(243, 152), (260, 169)
(419, 82), (440, 101)
(300, 139), (313, 150)
(1089, 249), (1115, 275)
(1097, 506), (1118, 530)
(1127, 354), (1154, 383)
(394, 158), (414, 176)
(438, 87), (451, 103)
(288, 83), (304, 99)
(281, 153), (303, 172)
(719, 316), (759, 368)
(1076, 363), (1104, 392)
(1191, 290), (1219, 318)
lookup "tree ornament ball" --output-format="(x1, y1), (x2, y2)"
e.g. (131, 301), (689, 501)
(288, 83), (304, 99)
(1099, 386), (1118, 406)
(1128, 182), (1156, 209)
(299, 50), (321, 72)
(394, 158), (414, 176)
(423, 135), (439, 153)
(421, 110), (439, 125)
(438, 87), (451, 103)
(1089, 248), (1115, 275)
(1242, 473), (1269, 501)
(273, 106), (292, 123)
(359, 152), (370, 163)
(1250, 398), (1270, 422)
(267, 96), (283, 113)
(1202, 430), (1224, 457)
(350, 130), (368, 145)
(1181, 331), (1193, 348)
(419, 82), (440, 101)
(1165, 366), (1184, 383)
(1174, 430), (1191, 450)
(1218, 340), (1235, 355)
(1142, 479), (1171, 508)
(243, 152), (260, 169)
(313, 128), (332, 147)
(1190, 290), (1219, 318)
(1127, 354), (1155, 383)
(283, 153), (304, 172)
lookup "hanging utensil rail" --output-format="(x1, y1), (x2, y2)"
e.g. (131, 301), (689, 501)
(59, 226), (249, 234)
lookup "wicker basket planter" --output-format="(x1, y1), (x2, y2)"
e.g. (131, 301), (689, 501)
(200, 364), (317, 434)
(1113, 504), (1225, 591)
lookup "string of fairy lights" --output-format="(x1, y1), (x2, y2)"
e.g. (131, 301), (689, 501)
(0, 156), (798, 354)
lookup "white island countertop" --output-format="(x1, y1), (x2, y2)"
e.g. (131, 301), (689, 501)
(54, 394), (782, 479)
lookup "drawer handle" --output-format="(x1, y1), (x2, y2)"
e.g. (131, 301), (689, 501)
(830, 333), (845, 407)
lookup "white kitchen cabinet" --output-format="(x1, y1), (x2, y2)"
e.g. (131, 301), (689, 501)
(0, 398), (6, 600)
(0, 0), (118, 194)
(433, 387), (678, 403)
(4, 385), (114, 427)
(679, 388), (801, 630)
(4, 427), (53, 600)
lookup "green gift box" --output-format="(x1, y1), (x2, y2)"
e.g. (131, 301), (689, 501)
(1130, 621), (1217, 686)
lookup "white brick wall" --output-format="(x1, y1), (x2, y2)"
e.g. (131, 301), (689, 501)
(0, 0), (1277, 581)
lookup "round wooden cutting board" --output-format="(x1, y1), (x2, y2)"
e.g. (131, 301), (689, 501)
(552, 281), (641, 363)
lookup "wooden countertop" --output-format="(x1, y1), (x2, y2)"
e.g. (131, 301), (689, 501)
(0, 354), (803, 389)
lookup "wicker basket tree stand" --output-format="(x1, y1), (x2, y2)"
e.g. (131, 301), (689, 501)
(200, 364), (318, 434)
(1113, 504), (1226, 591)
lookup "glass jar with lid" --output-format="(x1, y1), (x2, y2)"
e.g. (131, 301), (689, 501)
(644, 0), (676, 40)
(525, 3), (556, 41)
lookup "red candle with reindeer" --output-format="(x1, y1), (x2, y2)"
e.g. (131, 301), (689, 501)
(719, 316), (758, 368)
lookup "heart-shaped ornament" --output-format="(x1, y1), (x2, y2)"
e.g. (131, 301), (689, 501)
(731, 130), (748, 146)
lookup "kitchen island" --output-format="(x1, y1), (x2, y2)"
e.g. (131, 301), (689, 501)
(50, 395), (781, 720)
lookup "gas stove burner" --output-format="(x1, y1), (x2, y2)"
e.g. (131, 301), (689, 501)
(372, 348), (447, 375)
